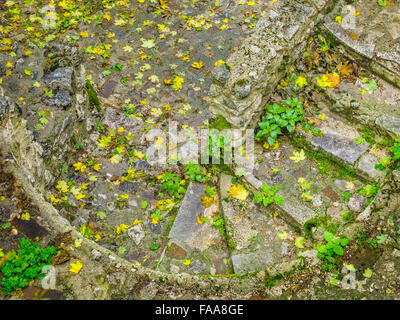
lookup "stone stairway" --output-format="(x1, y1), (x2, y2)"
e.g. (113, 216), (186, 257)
(1, 0), (400, 299)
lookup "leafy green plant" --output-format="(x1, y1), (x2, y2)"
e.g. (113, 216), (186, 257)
(256, 98), (304, 146)
(358, 184), (380, 206)
(253, 183), (284, 207)
(317, 231), (349, 272)
(378, 0), (388, 6)
(205, 186), (216, 197)
(159, 172), (186, 198)
(212, 216), (226, 237)
(375, 139), (400, 170)
(185, 163), (205, 182)
(0, 238), (57, 295)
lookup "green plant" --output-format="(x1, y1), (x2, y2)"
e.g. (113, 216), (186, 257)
(205, 186), (216, 197)
(342, 211), (355, 223)
(256, 98), (304, 146)
(150, 243), (161, 251)
(358, 184), (380, 205)
(253, 183), (284, 207)
(378, 0), (388, 6)
(0, 238), (57, 295)
(375, 139), (400, 170)
(317, 231), (349, 272)
(212, 216), (226, 237)
(185, 163), (205, 182)
(159, 172), (186, 198)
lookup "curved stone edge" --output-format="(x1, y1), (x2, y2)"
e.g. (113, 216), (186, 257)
(322, 22), (400, 89)
(7, 160), (307, 299)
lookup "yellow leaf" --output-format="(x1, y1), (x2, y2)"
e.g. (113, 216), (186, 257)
(123, 45), (133, 52)
(110, 154), (122, 164)
(335, 16), (342, 24)
(191, 61), (204, 69)
(80, 31), (88, 38)
(350, 33), (358, 40)
(21, 212), (31, 221)
(75, 193), (86, 200)
(295, 237), (305, 248)
(183, 259), (191, 266)
(73, 162), (87, 173)
(116, 224), (129, 234)
(295, 75), (308, 88)
(289, 149), (306, 163)
(93, 163), (101, 172)
(150, 108), (163, 117)
(56, 180), (69, 193)
(24, 69), (33, 76)
(69, 261), (83, 274)
(201, 195), (214, 208)
(229, 184), (249, 201)
(74, 240), (82, 248)
(317, 72), (340, 88)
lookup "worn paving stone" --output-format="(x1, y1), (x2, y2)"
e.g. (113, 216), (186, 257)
(298, 111), (369, 166)
(323, 0), (400, 88)
(311, 133), (368, 166)
(42, 67), (73, 92)
(220, 174), (296, 273)
(160, 182), (232, 275)
(375, 115), (400, 138)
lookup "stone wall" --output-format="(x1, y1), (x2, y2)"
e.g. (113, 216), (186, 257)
(209, 0), (333, 129)
(0, 45), (100, 191)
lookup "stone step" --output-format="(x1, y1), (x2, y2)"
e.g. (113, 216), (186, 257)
(294, 110), (386, 182)
(322, 0), (400, 88)
(236, 136), (370, 229)
(158, 182), (232, 275)
(313, 72), (400, 141)
(219, 174), (297, 274)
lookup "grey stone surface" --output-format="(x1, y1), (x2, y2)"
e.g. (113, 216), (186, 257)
(376, 115), (400, 138)
(103, 107), (143, 132)
(347, 194), (366, 213)
(311, 132), (368, 166)
(357, 153), (385, 181)
(231, 251), (274, 274)
(277, 193), (318, 227)
(42, 67), (73, 92)
(46, 90), (72, 108)
(323, 0), (400, 88)
(127, 225), (145, 245)
(168, 182), (206, 243)
(210, 0), (332, 128)
(220, 174), (296, 273)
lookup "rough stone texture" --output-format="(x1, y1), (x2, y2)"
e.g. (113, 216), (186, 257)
(298, 111), (368, 166)
(315, 75), (400, 135)
(323, 0), (400, 88)
(356, 153), (385, 181)
(375, 115), (400, 138)
(42, 67), (73, 93)
(161, 182), (232, 275)
(347, 194), (366, 213)
(311, 132), (368, 166)
(220, 174), (295, 274)
(210, 0), (333, 129)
